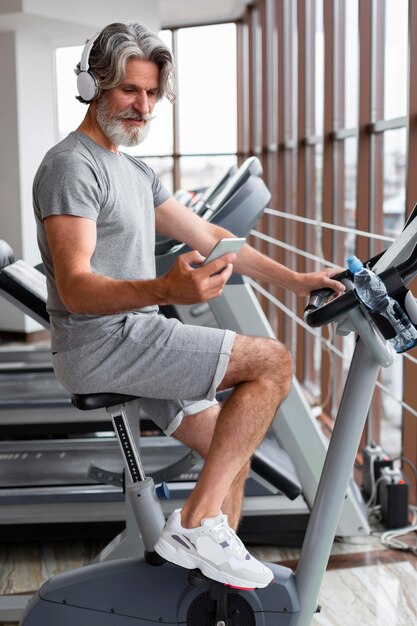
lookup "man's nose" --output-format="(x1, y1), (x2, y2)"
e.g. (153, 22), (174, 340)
(132, 90), (149, 115)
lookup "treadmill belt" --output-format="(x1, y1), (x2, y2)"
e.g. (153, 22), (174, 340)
(0, 437), (194, 488)
(0, 372), (70, 407)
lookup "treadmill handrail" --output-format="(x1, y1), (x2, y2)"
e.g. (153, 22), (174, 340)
(203, 156), (263, 215)
(0, 239), (15, 268)
(192, 164), (237, 215)
(0, 259), (49, 329)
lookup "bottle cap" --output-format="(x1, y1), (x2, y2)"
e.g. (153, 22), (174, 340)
(347, 255), (363, 274)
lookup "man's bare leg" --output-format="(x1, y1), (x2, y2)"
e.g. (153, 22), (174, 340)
(173, 406), (250, 530)
(176, 334), (293, 529)
(222, 461), (251, 530)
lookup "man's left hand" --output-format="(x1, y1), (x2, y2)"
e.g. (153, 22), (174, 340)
(293, 267), (346, 298)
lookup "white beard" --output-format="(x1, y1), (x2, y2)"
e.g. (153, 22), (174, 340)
(96, 98), (153, 147)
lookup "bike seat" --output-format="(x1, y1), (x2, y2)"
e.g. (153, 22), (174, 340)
(71, 392), (140, 411)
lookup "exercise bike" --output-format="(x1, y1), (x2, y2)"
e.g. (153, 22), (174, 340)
(18, 207), (417, 625)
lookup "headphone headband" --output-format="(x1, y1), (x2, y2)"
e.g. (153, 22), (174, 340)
(80, 32), (100, 72)
(77, 31), (101, 102)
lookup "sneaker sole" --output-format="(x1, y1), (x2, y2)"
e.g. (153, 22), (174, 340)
(154, 537), (273, 589)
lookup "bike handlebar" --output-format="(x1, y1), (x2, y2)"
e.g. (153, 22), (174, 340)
(305, 235), (417, 329)
(304, 271), (360, 327)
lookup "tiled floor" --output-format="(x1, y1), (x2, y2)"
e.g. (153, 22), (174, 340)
(253, 537), (417, 626)
(310, 561), (417, 626)
(1, 533), (416, 625)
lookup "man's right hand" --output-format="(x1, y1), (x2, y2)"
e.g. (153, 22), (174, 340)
(44, 215), (236, 314)
(160, 249), (236, 304)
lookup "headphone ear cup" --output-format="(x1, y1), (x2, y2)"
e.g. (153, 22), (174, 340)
(77, 71), (99, 102)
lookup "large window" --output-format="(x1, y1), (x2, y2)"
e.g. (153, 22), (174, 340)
(55, 24), (237, 194)
(241, 0), (417, 502)
(55, 45), (84, 139)
(175, 24), (237, 191)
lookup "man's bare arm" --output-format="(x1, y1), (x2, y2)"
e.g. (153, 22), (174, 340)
(155, 197), (345, 297)
(44, 214), (236, 315)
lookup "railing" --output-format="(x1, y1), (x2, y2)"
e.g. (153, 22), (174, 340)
(249, 210), (417, 450)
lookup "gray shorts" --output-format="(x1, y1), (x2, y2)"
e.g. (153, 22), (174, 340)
(52, 311), (236, 435)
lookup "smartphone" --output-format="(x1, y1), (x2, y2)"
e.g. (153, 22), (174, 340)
(202, 237), (246, 276)
(203, 237), (246, 265)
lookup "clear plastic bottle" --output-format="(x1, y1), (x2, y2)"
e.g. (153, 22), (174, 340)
(347, 255), (417, 353)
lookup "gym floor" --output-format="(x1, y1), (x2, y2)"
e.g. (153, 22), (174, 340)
(1, 533), (416, 626)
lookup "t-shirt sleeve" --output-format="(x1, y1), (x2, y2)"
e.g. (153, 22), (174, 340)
(134, 158), (172, 208)
(152, 174), (171, 208)
(34, 151), (102, 222)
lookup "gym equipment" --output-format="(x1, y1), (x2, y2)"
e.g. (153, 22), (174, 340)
(0, 269), (299, 541)
(156, 156), (369, 543)
(0, 157), (367, 622)
(0, 157), (368, 548)
(0, 158), (301, 544)
(18, 206), (417, 625)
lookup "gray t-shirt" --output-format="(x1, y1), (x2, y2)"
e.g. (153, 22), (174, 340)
(33, 131), (171, 351)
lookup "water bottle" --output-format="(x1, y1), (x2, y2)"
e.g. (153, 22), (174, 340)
(347, 255), (417, 353)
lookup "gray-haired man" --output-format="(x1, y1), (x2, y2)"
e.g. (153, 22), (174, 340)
(33, 22), (344, 589)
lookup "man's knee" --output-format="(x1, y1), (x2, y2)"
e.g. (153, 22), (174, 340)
(221, 334), (293, 393)
(261, 338), (293, 398)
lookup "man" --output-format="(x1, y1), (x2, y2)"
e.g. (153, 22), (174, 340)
(33, 22), (344, 590)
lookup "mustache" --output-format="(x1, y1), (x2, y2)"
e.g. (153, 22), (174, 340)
(114, 110), (156, 122)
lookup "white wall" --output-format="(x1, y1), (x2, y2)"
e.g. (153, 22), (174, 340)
(0, 31), (26, 331)
(16, 30), (56, 268)
(0, 32), (21, 256)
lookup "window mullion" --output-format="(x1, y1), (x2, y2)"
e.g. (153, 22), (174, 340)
(403, 0), (417, 507)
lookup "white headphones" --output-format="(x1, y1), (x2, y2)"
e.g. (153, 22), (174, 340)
(77, 32), (100, 102)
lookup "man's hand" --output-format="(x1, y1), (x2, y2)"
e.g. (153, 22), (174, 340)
(160, 250), (236, 304)
(293, 267), (346, 298)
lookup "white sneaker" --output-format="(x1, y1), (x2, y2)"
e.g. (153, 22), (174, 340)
(154, 509), (274, 589)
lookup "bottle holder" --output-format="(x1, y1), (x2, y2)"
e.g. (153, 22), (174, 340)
(360, 262), (417, 352)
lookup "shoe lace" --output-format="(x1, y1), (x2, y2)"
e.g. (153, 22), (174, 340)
(211, 519), (247, 557)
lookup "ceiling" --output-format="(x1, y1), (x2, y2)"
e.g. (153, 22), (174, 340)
(0, 0), (251, 44)
(159, 0), (250, 28)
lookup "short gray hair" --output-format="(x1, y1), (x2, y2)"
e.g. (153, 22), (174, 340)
(75, 22), (175, 104)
